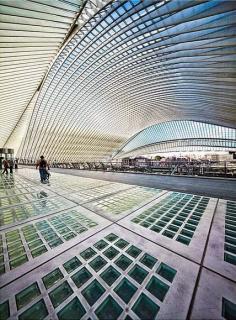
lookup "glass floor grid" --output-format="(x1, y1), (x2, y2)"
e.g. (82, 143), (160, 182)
(0, 192), (44, 208)
(0, 176), (39, 198)
(0, 209), (98, 275)
(47, 181), (112, 195)
(17, 169), (112, 194)
(84, 186), (162, 215)
(224, 200), (236, 266)
(0, 169), (235, 320)
(0, 196), (75, 227)
(17, 169), (130, 198)
(66, 183), (132, 204)
(0, 187), (40, 198)
(3, 233), (177, 320)
(131, 192), (210, 245)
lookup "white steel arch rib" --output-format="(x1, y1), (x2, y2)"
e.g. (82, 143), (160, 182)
(0, 0), (108, 150)
(2, 0), (236, 162)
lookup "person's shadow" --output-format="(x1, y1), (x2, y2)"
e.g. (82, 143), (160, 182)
(37, 191), (48, 207)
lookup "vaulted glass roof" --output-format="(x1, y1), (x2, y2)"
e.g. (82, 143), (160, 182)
(113, 120), (236, 158)
(1, 0), (236, 161)
(0, 0), (86, 146)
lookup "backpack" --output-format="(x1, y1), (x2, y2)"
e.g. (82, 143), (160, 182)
(40, 159), (47, 168)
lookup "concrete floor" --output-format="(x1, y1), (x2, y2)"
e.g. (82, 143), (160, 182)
(51, 168), (236, 201)
(0, 168), (235, 320)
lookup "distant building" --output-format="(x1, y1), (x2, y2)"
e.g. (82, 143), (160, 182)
(203, 153), (234, 161)
(121, 156), (150, 167)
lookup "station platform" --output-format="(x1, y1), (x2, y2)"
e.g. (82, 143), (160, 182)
(0, 168), (235, 320)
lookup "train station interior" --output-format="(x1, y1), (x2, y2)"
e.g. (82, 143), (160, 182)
(0, 1), (236, 319)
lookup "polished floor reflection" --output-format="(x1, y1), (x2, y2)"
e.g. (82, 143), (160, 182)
(0, 169), (235, 320)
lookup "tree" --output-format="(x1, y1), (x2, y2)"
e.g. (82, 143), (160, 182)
(154, 155), (162, 161)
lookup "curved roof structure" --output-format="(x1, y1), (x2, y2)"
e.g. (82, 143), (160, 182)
(113, 120), (236, 158)
(0, 0), (87, 147)
(1, 0), (236, 161)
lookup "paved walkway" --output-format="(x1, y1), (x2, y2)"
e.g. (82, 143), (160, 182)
(51, 168), (236, 200)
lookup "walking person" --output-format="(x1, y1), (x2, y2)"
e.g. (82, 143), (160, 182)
(36, 156), (49, 183)
(15, 158), (18, 169)
(9, 159), (14, 174)
(2, 159), (9, 175)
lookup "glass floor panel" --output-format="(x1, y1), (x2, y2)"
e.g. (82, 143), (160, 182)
(0, 208), (99, 274)
(0, 196), (75, 227)
(131, 192), (210, 245)
(84, 186), (162, 216)
(224, 201), (236, 266)
(1, 229), (182, 319)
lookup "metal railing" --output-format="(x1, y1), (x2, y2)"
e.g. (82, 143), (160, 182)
(19, 159), (236, 178)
